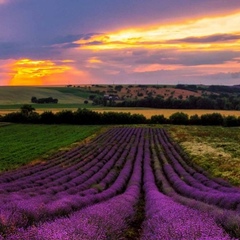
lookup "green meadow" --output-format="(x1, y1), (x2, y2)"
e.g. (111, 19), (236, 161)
(0, 86), (87, 104)
(0, 124), (104, 172)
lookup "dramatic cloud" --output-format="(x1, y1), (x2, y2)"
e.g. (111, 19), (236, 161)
(1, 1), (240, 85)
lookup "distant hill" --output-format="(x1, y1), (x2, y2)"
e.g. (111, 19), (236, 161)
(0, 86), (88, 105)
(1, 84), (239, 106)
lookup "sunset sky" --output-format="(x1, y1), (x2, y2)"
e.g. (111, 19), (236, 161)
(0, 0), (240, 86)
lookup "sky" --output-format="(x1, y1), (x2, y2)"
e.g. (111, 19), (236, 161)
(0, 0), (240, 86)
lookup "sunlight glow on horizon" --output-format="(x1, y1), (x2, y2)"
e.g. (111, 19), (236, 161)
(9, 59), (72, 86)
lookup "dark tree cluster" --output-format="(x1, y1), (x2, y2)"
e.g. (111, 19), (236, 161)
(31, 96), (58, 104)
(1, 106), (240, 127)
(175, 84), (240, 94)
(115, 95), (240, 110)
(0, 108), (146, 125)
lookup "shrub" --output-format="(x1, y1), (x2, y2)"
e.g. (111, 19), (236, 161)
(150, 115), (168, 124)
(224, 115), (240, 127)
(201, 113), (224, 125)
(169, 112), (189, 125)
(189, 114), (201, 125)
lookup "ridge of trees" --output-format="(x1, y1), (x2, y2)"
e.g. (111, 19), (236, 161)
(1, 106), (240, 127)
(114, 95), (240, 110)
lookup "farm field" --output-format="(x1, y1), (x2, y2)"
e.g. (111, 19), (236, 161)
(0, 124), (103, 172)
(1, 85), (240, 119)
(0, 86), (89, 105)
(0, 126), (240, 239)
(166, 125), (240, 185)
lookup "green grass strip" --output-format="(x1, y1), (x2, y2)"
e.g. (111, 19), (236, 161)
(0, 124), (104, 172)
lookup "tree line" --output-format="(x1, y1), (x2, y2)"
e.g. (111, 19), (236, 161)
(1, 105), (240, 127)
(114, 95), (240, 110)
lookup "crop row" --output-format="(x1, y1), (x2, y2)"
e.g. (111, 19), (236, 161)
(0, 127), (239, 239)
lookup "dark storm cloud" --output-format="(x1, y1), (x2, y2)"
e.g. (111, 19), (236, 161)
(0, 41), (62, 60)
(134, 50), (240, 66)
(49, 33), (101, 45)
(170, 34), (240, 43)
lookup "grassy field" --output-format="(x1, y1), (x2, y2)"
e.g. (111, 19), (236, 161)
(0, 86), (87, 104)
(0, 124), (104, 172)
(166, 125), (240, 186)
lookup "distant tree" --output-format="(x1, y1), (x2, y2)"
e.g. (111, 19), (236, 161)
(201, 113), (224, 125)
(55, 110), (74, 124)
(89, 95), (96, 100)
(92, 96), (104, 105)
(169, 112), (189, 125)
(114, 85), (123, 92)
(189, 114), (201, 125)
(84, 100), (89, 104)
(40, 111), (56, 124)
(178, 95), (183, 100)
(224, 115), (240, 127)
(33, 97), (58, 104)
(31, 96), (37, 103)
(20, 104), (35, 117)
(150, 114), (168, 124)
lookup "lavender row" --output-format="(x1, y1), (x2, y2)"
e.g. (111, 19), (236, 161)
(0, 127), (131, 193)
(156, 129), (240, 210)
(6, 129), (144, 240)
(149, 128), (240, 238)
(163, 156), (240, 210)
(0, 127), (239, 239)
(141, 129), (231, 239)
(0, 128), (142, 232)
(0, 127), (119, 184)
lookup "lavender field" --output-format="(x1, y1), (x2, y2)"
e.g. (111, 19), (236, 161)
(0, 127), (239, 239)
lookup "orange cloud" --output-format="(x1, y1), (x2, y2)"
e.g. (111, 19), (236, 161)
(9, 59), (72, 86)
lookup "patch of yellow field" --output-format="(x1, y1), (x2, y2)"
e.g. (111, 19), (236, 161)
(182, 141), (231, 160)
